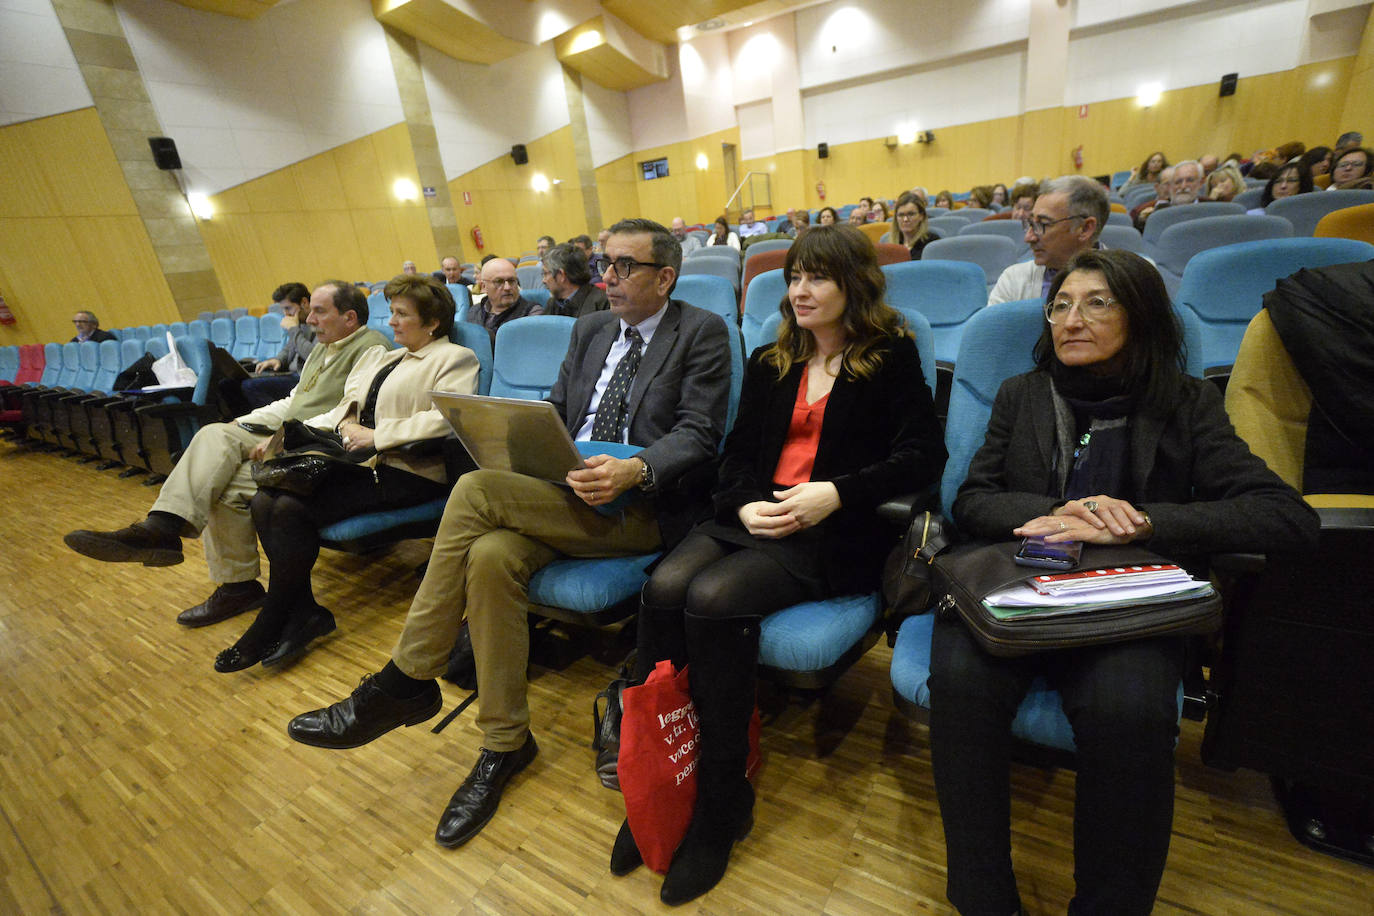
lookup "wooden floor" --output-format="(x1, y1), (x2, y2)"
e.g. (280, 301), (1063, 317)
(1, 437), (1370, 916)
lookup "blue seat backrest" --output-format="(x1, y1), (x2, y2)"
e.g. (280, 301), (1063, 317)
(1141, 201), (1244, 246)
(229, 307), (247, 319)
(1175, 237), (1374, 370)
(745, 238), (792, 260)
(759, 308), (937, 399)
(522, 288), (552, 308)
(679, 256), (741, 290)
(958, 220), (1030, 251)
(1106, 211), (1133, 227)
(367, 317), (396, 346)
(928, 215), (968, 238)
(150, 324), (169, 339)
(449, 320), (494, 396)
(1265, 188), (1374, 236)
(92, 339), (122, 392)
(73, 342), (100, 391)
(169, 321), (188, 338)
(132, 326), (151, 341)
(231, 316), (259, 359)
(208, 318), (233, 348)
(1154, 215), (1294, 278)
(516, 264), (544, 289)
(119, 338), (145, 376)
(367, 290), (389, 321)
(673, 274), (738, 324)
(741, 268), (786, 353)
(446, 283), (473, 313)
(195, 311), (214, 323)
(1099, 224), (1145, 254)
(881, 260), (987, 365)
(685, 246), (741, 263)
(921, 236), (1019, 288)
(490, 315), (576, 400)
(57, 343), (82, 388)
(40, 343), (63, 386)
(172, 335), (215, 406)
(0, 346), (18, 383)
(258, 314), (283, 353)
(940, 300), (1044, 513)
(1111, 169), (1132, 189)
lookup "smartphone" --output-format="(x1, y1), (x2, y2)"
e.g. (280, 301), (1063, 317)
(1013, 535), (1083, 570)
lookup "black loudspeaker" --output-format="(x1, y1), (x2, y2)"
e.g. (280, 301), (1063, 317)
(511, 144), (528, 165)
(1219, 73), (1238, 97)
(148, 136), (182, 170)
(818, 142), (829, 159)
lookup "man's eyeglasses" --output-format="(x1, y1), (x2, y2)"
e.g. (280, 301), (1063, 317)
(1021, 214), (1086, 237)
(1045, 296), (1119, 324)
(594, 256), (666, 279)
(485, 277), (520, 288)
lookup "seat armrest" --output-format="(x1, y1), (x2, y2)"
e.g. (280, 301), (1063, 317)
(1316, 505), (1374, 531)
(876, 484), (939, 526)
(1209, 552), (1267, 576)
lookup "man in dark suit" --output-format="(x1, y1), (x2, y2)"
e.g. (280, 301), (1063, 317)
(70, 310), (116, 343)
(285, 218), (733, 848)
(541, 242), (609, 318)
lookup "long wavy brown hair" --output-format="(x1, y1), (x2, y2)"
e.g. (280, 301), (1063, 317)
(764, 225), (909, 381)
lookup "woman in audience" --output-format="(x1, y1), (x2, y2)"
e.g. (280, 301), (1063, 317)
(890, 190), (941, 259)
(934, 190), (955, 210)
(968, 186), (994, 209)
(1205, 162), (1245, 202)
(990, 183), (1009, 209)
(612, 225), (945, 904)
(870, 200), (890, 222)
(1298, 146), (1332, 177)
(1253, 161), (1312, 212)
(817, 206), (839, 226)
(706, 216), (740, 250)
(1123, 151), (1168, 189)
(928, 249), (1318, 916)
(214, 275), (480, 672)
(1329, 147), (1374, 190)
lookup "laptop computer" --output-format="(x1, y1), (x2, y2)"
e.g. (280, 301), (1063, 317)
(429, 391), (586, 483)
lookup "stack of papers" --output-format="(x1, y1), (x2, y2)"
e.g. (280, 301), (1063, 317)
(984, 564), (1212, 619)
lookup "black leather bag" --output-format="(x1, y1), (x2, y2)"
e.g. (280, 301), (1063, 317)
(250, 420), (370, 497)
(932, 541), (1223, 657)
(591, 671), (631, 790)
(881, 510), (955, 618)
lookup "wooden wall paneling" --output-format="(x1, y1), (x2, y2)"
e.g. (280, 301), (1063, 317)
(0, 217), (101, 343)
(0, 119), (61, 217)
(292, 153), (349, 212)
(335, 132), (391, 211)
(388, 204), (439, 271)
(594, 154), (639, 227)
(350, 207), (406, 284)
(198, 212), (274, 313)
(40, 108), (139, 218)
(70, 216), (180, 327)
(242, 167), (304, 215)
(1341, 6), (1374, 137)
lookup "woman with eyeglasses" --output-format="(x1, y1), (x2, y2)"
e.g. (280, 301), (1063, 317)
(928, 249), (1317, 916)
(706, 216), (740, 250)
(1327, 146), (1374, 190)
(611, 225), (946, 905)
(1252, 161), (1313, 213)
(887, 190), (941, 259)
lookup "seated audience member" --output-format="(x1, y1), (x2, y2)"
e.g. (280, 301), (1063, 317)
(217, 276), (480, 673)
(817, 206), (839, 226)
(856, 197), (874, 218)
(1122, 151), (1168, 190)
(596, 229), (611, 254)
(934, 190), (955, 210)
(232, 282), (316, 411)
(63, 282), (389, 626)
(1130, 166), (1173, 228)
(284, 218), (732, 852)
(671, 217), (702, 254)
(890, 190), (941, 259)
(1252, 161), (1313, 213)
(617, 224), (945, 904)
(989, 175), (1107, 305)
(990, 183), (1009, 208)
(1272, 141), (1305, 165)
(870, 200), (890, 222)
(1247, 160), (1279, 181)
(402, 260), (418, 275)
(776, 208), (799, 237)
(738, 208), (768, 239)
(535, 236), (555, 258)
(847, 208), (868, 226)
(440, 257), (464, 285)
(929, 248), (1318, 916)
(1205, 163), (1245, 202)
(706, 216), (740, 250)
(542, 243), (609, 318)
(466, 257), (543, 342)
(789, 208), (812, 238)
(1198, 153), (1220, 175)
(71, 310), (116, 343)
(1140, 160), (1203, 227)
(570, 234), (597, 273)
(1298, 146), (1332, 178)
(968, 186), (994, 209)
(1329, 146), (1374, 189)
(1009, 182), (1037, 221)
(910, 186), (930, 205)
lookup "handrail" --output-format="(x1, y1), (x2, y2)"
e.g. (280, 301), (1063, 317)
(723, 170), (771, 218)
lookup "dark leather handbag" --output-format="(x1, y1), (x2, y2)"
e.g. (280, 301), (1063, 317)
(881, 510), (955, 618)
(932, 541), (1223, 657)
(592, 670), (631, 790)
(250, 420), (369, 497)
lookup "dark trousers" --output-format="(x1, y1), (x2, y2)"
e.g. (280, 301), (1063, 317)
(928, 615), (1185, 916)
(250, 465), (445, 616)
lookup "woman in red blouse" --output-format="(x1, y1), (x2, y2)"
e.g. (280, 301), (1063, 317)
(609, 225), (946, 903)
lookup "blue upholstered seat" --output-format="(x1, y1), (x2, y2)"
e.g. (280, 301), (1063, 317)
(740, 268), (785, 353)
(230, 315), (258, 360)
(1265, 188), (1374, 236)
(490, 316), (576, 399)
(1141, 201), (1244, 247)
(679, 255), (741, 291)
(673, 274), (739, 324)
(880, 259), (986, 366)
(958, 220), (1030, 256)
(921, 237), (1019, 291)
(1099, 224), (1145, 254)
(257, 314), (283, 358)
(1153, 215), (1294, 294)
(759, 593), (882, 675)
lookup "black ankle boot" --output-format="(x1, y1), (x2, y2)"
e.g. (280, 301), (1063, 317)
(609, 818), (643, 876)
(659, 763), (755, 905)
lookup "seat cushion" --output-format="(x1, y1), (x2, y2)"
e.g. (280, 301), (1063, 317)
(318, 499), (446, 543)
(758, 593), (881, 672)
(528, 553), (659, 613)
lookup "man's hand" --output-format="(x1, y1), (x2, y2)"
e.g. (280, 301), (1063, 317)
(566, 454), (642, 507)
(254, 357), (282, 373)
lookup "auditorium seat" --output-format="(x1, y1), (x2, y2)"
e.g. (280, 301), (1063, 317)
(61, 339), (124, 458)
(135, 336), (218, 478)
(921, 236), (1018, 290)
(928, 215), (969, 238)
(950, 207), (991, 222)
(1154, 215), (1295, 294)
(744, 238), (792, 259)
(1099, 224), (1146, 254)
(106, 336), (171, 475)
(1313, 201), (1374, 243)
(366, 289), (388, 321)
(489, 315), (576, 399)
(230, 316), (258, 360)
(1141, 201), (1245, 247)
(84, 338), (149, 467)
(880, 260), (986, 369)
(516, 264), (544, 290)
(1234, 187), (1265, 210)
(741, 267), (786, 353)
(445, 282), (473, 313)
(1106, 211), (1133, 227)
(874, 242), (916, 266)
(958, 220), (1030, 256)
(187, 320), (210, 341)
(1124, 185), (1158, 209)
(672, 274), (739, 324)
(679, 253), (741, 292)
(257, 314), (283, 358)
(1266, 189), (1374, 237)
(741, 248), (788, 308)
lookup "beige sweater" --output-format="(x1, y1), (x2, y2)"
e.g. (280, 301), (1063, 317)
(238, 326), (390, 430)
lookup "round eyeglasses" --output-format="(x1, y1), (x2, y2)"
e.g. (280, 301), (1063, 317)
(1045, 296), (1120, 324)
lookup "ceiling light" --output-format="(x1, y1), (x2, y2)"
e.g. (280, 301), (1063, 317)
(392, 178), (419, 201)
(531, 173), (551, 192)
(1136, 82), (1163, 108)
(187, 192), (213, 220)
(696, 152), (709, 170)
(696, 18), (725, 31)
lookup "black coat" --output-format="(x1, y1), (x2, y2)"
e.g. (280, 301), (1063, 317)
(711, 334), (946, 593)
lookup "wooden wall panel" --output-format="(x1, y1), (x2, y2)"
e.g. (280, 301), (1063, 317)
(594, 155), (640, 230)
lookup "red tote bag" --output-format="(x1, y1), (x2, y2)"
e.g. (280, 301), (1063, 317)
(618, 660), (761, 874)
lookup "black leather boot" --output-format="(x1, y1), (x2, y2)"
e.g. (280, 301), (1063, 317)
(633, 584), (688, 681)
(659, 614), (760, 906)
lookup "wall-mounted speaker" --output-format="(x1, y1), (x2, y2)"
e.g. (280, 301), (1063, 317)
(511, 144), (528, 165)
(818, 142), (829, 159)
(1219, 73), (1238, 97)
(148, 136), (182, 171)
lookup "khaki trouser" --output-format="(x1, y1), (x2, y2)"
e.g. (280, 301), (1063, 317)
(392, 469), (660, 751)
(151, 421), (267, 585)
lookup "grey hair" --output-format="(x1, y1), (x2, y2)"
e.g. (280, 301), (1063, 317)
(1039, 175), (1109, 241)
(542, 242), (591, 286)
(1172, 159), (1202, 179)
(607, 218), (682, 275)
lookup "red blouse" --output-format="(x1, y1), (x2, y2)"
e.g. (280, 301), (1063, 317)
(772, 364), (830, 487)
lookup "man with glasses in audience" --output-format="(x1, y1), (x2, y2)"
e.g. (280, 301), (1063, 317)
(285, 218), (732, 851)
(738, 208), (768, 238)
(464, 257), (543, 343)
(542, 242), (609, 318)
(671, 216), (702, 254)
(989, 175), (1108, 305)
(1140, 160), (1204, 229)
(71, 311), (116, 343)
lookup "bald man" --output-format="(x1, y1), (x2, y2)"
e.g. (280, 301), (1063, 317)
(464, 257), (543, 342)
(670, 217), (701, 254)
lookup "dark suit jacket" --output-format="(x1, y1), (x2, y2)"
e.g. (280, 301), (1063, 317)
(547, 283), (609, 319)
(547, 299), (733, 544)
(73, 329), (116, 343)
(711, 335), (946, 593)
(953, 370), (1319, 559)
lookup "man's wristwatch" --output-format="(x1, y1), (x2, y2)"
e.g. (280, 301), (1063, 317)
(636, 458), (656, 492)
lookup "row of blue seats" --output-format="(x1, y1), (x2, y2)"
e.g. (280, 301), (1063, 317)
(108, 315), (287, 364)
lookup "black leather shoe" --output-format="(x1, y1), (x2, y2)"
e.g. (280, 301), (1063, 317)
(609, 818), (643, 876)
(434, 733), (539, 848)
(287, 674), (441, 749)
(64, 523), (183, 567)
(261, 606), (336, 668)
(214, 640), (277, 673)
(177, 582), (265, 628)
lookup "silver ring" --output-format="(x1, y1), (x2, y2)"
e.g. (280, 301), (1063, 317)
(343, 436), (352, 446)
(1058, 520), (1067, 532)
(1083, 499), (1099, 512)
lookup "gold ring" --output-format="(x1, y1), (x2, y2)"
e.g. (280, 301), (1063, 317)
(1083, 499), (1098, 512)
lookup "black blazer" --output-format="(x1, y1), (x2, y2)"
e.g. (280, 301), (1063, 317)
(953, 370), (1319, 558)
(712, 334), (946, 593)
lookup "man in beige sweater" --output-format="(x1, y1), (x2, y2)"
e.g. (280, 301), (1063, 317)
(64, 281), (390, 627)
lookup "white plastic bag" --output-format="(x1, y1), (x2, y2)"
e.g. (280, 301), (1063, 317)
(151, 331), (198, 388)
